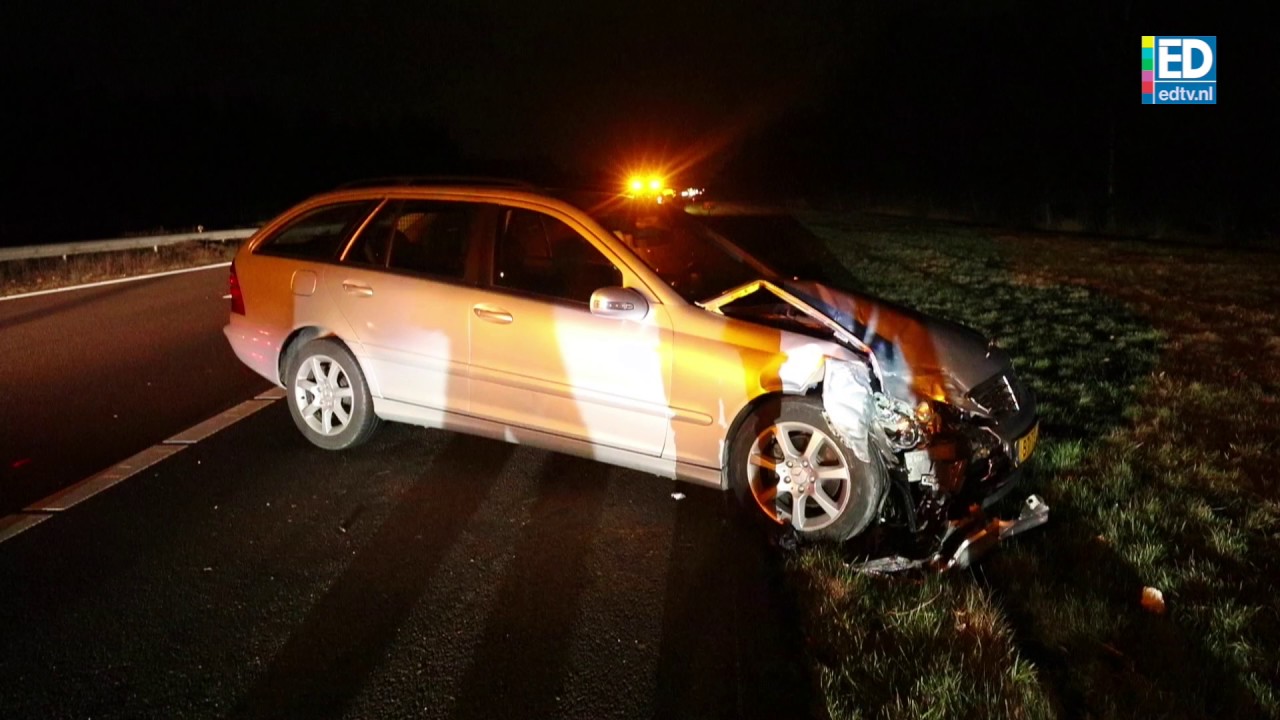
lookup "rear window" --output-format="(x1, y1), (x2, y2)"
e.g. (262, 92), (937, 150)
(256, 201), (377, 261)
(344, 200), (483, 280)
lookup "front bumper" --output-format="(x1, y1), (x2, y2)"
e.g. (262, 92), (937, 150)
(899, 408), (1039, 508)
(972, 371), (1038, 459)
(955, 368), (1039, 506)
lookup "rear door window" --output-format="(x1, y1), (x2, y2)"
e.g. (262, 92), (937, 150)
(344, 200), (483, 282)
(256, 201), (377, 261)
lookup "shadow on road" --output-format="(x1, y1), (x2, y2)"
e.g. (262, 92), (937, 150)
(446, 454), (611, 718)
(0, 281), (141, 332)
(653, 489), (824, 720)
(231, 435), (516, 719)
(229, 440), (821, 719)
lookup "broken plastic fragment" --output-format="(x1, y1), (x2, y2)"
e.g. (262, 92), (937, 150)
(822, 358), (874, 462)
(671, 492), (686, 501)
(998, 494), (1050, 540)
(939, 494), (1050, 570)
(1141, 586), (1166, 615)
(848, 555), (932, 575)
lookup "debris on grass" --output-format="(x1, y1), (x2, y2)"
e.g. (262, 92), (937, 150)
(790, 211), (1280, 717)
(846, 494), (1051, 575)
(1141, 586), (1167, 615)
(848, 554), (931, 575)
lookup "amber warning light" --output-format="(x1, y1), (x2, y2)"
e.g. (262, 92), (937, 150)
(626, 175), (665, 194)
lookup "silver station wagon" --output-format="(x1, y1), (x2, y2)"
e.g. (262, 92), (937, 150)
(224, 179), (1040, 551)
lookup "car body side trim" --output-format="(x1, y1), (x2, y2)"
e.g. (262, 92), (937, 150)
(373, 398), (723, 488)
(467, 364), (713, 426)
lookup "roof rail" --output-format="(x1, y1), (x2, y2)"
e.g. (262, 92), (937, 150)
(335, 176), (539, 190)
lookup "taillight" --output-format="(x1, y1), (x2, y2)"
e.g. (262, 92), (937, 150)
(229, 262), (246, 315)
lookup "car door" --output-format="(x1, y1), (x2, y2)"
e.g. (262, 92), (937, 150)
(323, 198), (485, 414)
(468, 206), (673, 456)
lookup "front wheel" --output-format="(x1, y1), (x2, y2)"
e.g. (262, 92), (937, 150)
(728, 395), (884, 542)
(285, 338), (380, 450)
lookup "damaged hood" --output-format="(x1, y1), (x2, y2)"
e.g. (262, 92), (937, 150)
(784, 280), (1008, 404)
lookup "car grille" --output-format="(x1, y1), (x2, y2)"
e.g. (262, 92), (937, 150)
(968, 373), (1021, 418)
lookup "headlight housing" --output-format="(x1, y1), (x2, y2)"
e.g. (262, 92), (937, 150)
(875, 395), (935, 450)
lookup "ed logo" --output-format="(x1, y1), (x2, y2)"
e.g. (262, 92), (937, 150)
(1142, 36), (1217, 104)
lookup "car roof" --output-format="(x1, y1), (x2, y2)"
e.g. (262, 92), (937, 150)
(334, 176), (540, 191)
(296, 181), (635, 219)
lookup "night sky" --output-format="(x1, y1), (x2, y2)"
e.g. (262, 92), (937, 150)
(1, 0), (1270, 245)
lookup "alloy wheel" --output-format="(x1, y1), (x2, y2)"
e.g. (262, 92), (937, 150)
(746, 421), (852, 532)
(293, 354), (355, 437)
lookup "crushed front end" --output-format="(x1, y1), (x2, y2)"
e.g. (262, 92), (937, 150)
(700, 278), (1047, 569)
(835, 361), (1045, 571)
(890, 370), (1039, 532)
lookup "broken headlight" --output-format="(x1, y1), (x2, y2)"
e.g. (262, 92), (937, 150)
(875, 395), (935, 450)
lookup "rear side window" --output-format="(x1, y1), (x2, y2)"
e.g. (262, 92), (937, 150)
(345, 200), (482, 281)
(256, 201), (377, 261)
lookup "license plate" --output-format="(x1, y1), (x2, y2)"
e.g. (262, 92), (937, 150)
(1015, 422), (1040, 465)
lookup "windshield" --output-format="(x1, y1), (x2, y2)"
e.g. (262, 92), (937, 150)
(559, 192), (765, 303)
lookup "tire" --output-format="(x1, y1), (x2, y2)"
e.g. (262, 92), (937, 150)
(728, 395), (885, 542)
(285, 338), (380, 450)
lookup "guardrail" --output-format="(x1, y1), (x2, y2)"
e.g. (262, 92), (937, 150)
(0, 228), (260, 263)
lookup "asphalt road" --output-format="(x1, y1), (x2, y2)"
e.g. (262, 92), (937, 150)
(0, 402), (818, 719)
(0, 235), (825, 718)
(0, 267), (270, 515)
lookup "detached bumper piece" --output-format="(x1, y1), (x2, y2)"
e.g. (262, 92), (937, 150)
(851, 494), (1049, 574)
(936, 493), (1049, 570)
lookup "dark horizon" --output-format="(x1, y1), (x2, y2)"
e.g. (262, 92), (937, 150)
(1, 0), (1271, 246)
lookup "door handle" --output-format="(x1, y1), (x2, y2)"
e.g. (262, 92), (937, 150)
(472, 305), (513, 324)
(342, 281), (374, 297)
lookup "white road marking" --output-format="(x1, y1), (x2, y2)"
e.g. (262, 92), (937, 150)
(25, 445), (188, 512)
(165, 398), (275, 444)
(255, 387), (288, 401)
(0, 262), (232, 303)
(1, 394), (281, 543)
(0, 513), (52, 544)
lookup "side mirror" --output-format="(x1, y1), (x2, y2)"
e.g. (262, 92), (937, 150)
(589, 287), (649, 322)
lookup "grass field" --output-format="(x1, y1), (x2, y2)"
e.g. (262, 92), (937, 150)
(0, 241), (238, 298)
(790, 213), (1280, 719)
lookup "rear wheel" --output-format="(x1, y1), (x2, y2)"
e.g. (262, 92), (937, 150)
(729, 395), (884, 542)
(285, 338), (380, 450)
